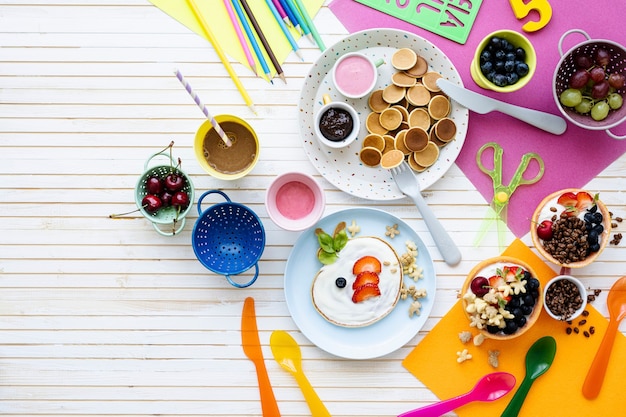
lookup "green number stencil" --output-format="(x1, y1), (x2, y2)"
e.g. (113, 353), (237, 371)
(355, 0), (483, 44)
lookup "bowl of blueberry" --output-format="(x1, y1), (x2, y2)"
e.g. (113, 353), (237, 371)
(461, 256), (542, 340)
(530, 188), (612, 270)
(471, 30), (535, 92)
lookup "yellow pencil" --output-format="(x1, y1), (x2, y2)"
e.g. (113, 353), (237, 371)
(186, 0), (257, 114)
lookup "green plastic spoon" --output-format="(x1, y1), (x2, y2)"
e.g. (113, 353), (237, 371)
(270, 330), (331, 417)
(500, 336), (557, 417)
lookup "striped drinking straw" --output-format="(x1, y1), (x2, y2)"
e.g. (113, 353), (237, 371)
(173, 69), (232, 148)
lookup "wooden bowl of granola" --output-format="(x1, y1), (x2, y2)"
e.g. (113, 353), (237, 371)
(530, 188), (611, 269)
(461, 256), (543, 340)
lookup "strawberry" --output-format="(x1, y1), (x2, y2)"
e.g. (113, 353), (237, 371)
(352, 283), (381, 303)
(488, 275), (505, 289)
(352, 271), (380, 289)
(557, 192), (577, 207)
(352, 256), (382, 275)
(557, 191), (595, 217)
(502, 266), (524, 282)
(575, 191), (594, 211)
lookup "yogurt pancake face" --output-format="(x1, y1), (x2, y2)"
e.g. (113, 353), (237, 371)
(311, 236), (403, 327)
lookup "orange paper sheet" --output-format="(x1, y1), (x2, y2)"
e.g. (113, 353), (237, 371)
(403, 239), (626, 416)
(149, 0), (324, 76)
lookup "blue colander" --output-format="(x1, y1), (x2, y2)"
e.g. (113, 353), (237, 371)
(192, 190), (265, 288)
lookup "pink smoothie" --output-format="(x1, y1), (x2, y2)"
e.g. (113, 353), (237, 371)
(334, 54), (375, 97)
(276, 181), (315, 220)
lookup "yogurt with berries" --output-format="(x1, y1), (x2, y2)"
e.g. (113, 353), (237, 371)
(531, 189), (611, 267)
(462, 257), (542, 340)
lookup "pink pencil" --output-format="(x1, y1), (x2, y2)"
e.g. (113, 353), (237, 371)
(271, 0), (292, 27)
(223, 0), (257, 75)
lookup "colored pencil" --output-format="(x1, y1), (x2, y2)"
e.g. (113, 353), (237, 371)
(271, 0), (291, 27)
(239, 0), (286, 84)
(223, 0), (257, 75)
(185, 0), (256, 114)
(278, 0), (302, 34)
(283, 0), (312, 43)
(265, 0), (303, 61)
(174, 69), (232, 147)
(230, 0), (273, 83)
(293, 0), (325, 51)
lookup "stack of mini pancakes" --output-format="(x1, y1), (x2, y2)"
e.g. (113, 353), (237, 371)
(359, 48), (457, 172)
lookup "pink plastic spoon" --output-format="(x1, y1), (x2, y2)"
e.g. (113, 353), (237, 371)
(398, 372), (516, 417)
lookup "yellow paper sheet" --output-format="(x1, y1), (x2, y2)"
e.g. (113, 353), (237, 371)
(403, 239), (626, 416)
(149, 0), (324, 76)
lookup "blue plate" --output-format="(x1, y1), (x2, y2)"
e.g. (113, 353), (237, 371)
(284, 208), (436, 359)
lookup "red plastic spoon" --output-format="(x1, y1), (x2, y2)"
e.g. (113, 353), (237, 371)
(582, 276), (626, 399)
(398, 372), (516, 417)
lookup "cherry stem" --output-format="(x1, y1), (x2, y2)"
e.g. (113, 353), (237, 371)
(109, 204), (148, 218)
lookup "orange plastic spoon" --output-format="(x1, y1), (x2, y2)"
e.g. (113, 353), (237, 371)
(582, 276), (626, 399)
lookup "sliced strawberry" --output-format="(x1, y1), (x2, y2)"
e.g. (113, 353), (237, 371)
(352, 256), (382, 275)
(488, 275), (505, 288)
(503, 266), (524, 282)
(352, 283), (381, 303)
(352, 271), (380, 290)
(575, 191), (594, 211)
(557, 192), (577, 207)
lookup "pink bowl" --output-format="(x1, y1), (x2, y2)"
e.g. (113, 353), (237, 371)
(265, 172), (325, 231)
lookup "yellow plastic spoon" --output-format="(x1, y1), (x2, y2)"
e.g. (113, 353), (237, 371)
(270, 330), (331, 417)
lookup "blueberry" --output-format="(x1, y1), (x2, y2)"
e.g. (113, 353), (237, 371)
(480, 50), (492, 64)
(500, 39), (510, 51)
(516, 62), (530, 77)
(584, 212), (595, 223)
(481, 61), (494, 75)
(506, 72), (519, 85)
(506, 52), (517, 62)
(511, 307), (523, 318)
(486, 71), (497, 82)
(493, 74), (508, 86)
(504, 60), (516, 73)
(503, 320), (518, 334)
(527, 278), (540, 291)
(494, 60), (506, 73)
(495, 50), (507, 61)
(515, 47), (526, 60)
(335, 277), (346, 288)
(490, 37), (502, 49)
(593, 224), (604, 234)
(515, 315), (527, 327)
(588, 204), (598, 213)
(487, 325), (500, 334)
(523, 294), (536, 307)
(589, 243), (601, 253)
(507, 296), (522, 308)
(521, 304), (533, 315)
(593, 212), (603, 224)
(588, 229), (599, 245)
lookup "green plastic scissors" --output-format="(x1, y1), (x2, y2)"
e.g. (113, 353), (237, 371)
(474, 142), (545, 250)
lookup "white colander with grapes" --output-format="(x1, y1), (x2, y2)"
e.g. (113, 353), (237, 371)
(553, 29), (626, 139)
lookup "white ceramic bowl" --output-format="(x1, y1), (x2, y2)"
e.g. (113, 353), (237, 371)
(313, 97), (360, 149)
(265, 172), (325, 231)
(543, 275), (588, 321)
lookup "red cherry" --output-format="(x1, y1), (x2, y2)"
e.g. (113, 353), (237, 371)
(145, 176), (163, 195)
(160, 190), (173, 207)
(164, 173), (184, 192)
(141, 194), (162, 213)
(171, 191), (190, 208)
(536, 220), (553, 241)
(470, 276), (490, 297)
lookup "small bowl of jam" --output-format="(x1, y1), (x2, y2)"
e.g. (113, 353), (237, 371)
(313, 94), (360, 148)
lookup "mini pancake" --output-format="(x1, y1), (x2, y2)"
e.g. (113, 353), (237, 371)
(408, 154), (427, 172)
(391, 48), (418, 70)
(428, 95), (451, 120)
(404, 55), (428, 77)
(389, 121), (409, 138)
(380, 149), (405, 170)
(433, 117), (457, 142)
(408, 108), (431, 130)
(406, 83), (431, 107)
(359, 146), (383, 167)
(403, 126), (429, 152)
(379, 107), (403, 131)
(391, 71), (417, 88)
(381, 135), (396, 154)
(393, 130), (412, 155)
(391, 104), (409, 122)
(412, 141), (440, 167)
(382, 84), (406, 104)
(362, 133), (385, 151)
(368, 89), (390, 113)
(429, 127), (447, 147)
(366, 112), (388, 135)
(422, 71), (443, 92)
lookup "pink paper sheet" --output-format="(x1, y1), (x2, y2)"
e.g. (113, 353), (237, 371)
(329, 0), (626, 238)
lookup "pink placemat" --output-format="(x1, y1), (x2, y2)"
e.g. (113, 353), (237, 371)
(329, 0), (626, 238)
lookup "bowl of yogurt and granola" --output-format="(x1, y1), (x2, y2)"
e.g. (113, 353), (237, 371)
(530, 188), (611, 269)
(461, 256), (542, 340)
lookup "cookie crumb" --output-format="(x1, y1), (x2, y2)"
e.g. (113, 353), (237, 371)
(408, 300), (422, 317)
(473, 333), (486, 346)
(385, 223), (400, 238)
(458, 331), (472, 344)
(347, 220), (361, 237)
(488, 350), (500, 368)
(456, 349), (472, 363)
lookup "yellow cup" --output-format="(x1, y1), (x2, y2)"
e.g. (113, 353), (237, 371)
(194, 115), (259, 180)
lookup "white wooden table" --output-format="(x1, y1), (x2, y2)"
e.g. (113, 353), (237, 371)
(1, 1), (625, 416)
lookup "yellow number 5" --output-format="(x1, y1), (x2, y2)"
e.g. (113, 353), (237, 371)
(509, 0), (552, 32)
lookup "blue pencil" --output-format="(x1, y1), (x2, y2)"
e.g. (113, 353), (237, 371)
(293, 0), (325, 51)
(278, 0), (301, 34)
(264, 0), (303, 61)
(230, 0), (273, 83)
(282, 0), (313, 44)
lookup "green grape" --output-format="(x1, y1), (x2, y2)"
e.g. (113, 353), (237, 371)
(608, 93), (623, 110)
(560, 88), (583, 107)
(591, 101), (610, 121)
(575, 97), (593, 114)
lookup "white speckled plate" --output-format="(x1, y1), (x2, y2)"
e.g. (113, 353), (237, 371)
(299, 29), (468, 200)
(284, 208), (436, 359)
